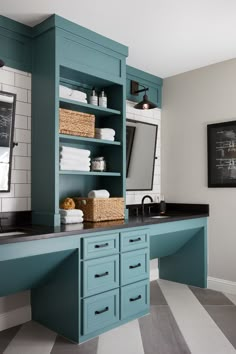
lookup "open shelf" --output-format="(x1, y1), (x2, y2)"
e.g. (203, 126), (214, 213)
(59, 171), (121, 177)
(60, 98), (121, 117)
(59, 134), (121, 146)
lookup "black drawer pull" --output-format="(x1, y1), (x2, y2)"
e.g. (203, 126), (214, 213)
(130, 295), (142, 302)
(95, 306), (109, 315)
(95, 243), (109, 249)
(129, 263), (141, 269)
(95, 271), (109, 278)
(129, 237), (141, 243)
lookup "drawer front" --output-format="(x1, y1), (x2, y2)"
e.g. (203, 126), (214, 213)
(82, 233), (119, 260)
(121, 280), (150, 320)
(121, 249), (149, 286)
(82, 289), (119, 335)
(83, 255), (119, 297)
(120, 229), (149, 252)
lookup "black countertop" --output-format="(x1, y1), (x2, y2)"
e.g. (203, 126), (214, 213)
(0, 203), (209, 245)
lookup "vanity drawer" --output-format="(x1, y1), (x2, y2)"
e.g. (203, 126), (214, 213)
(82, 255), (119, 297)
(121, 280), (149, 320)
(121, 249), (149, 286)
(120, 229), (149, 252)
(82, 289), (119, 336)
(82, 233), (119, 260)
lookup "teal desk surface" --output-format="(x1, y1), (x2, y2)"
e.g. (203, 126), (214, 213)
(0, 203), (209, 245)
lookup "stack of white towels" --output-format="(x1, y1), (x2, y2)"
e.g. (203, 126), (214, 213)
(59, 85), (87, 104)
(60, 146), (91, 171)
(95, 128), (116, 141)
(60, 208), (84, 224)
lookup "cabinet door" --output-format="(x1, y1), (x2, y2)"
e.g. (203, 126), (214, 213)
(121, 280), (149, 320)
(82, 233), (119, 260)
(82, 255), (119, 297)
(121, 249), (149, 286)
(120, 229), (149, 252)
(82, 288), (119, 335)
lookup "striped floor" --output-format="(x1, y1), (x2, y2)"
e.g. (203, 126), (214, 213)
(0, 280), (236, 354)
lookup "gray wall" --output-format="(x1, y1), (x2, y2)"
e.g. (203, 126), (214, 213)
(162, 58), (236, 282)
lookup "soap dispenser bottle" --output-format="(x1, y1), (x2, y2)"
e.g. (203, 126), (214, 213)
(98, 89), (107, 108)
(89, 87), (98, 106)
(160, 195), (166, 215)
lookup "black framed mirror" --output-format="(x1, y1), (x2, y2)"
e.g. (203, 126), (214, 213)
(0, 91), (16, 192)
(126, 119), (158, 191)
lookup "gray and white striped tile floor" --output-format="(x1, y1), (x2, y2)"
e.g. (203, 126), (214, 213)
(0, 280), (236, 354)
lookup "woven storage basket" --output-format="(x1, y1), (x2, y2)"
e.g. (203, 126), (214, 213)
(59, 108), (95, 138)
(73, 197), (125, 222)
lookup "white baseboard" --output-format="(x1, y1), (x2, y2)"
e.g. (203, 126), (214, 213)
(0, 305), (31, 332)
(208, 276), (236, 295)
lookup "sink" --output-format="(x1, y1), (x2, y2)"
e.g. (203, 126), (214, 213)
(151, 215), (170, 219)
(0, 231), (27, 238)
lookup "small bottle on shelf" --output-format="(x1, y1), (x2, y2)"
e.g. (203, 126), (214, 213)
(98, 89), (107, 108)
(89, 87), (98, 106)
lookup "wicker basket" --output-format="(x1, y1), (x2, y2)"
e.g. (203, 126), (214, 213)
(73, 197), (125, 222)
(59, 108), (95, 138)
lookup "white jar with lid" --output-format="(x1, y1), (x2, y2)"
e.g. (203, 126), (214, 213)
(91, 157), (106, 172)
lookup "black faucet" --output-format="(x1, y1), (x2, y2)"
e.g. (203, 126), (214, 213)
(141, 195), (153, 217)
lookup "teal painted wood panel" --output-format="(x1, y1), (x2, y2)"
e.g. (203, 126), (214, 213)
(120, 228), (149, 252)
(126, 65), (163, 108)
(82, 288), (119, 336)
(121, 280), (149, 320)
(82, 233), (119, 260)
(121, 249), (149, 286)
(159, 225), (207, 288)
(0, 250), (74, 297)
(32, 249), (80, 343)
(82, 255), (119, 297)
(0, 15), (32, 72)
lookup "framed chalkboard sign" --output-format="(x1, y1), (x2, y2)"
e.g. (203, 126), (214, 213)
(208, 121), (236, 187)
(0, 91), (16, 192)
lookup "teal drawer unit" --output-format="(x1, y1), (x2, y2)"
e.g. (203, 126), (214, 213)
(82, 288), (119, 336)
(120, 229), (149, 252)
(82, 255), (119, 297)
(82, 233), (119, 260)
(121, 249), (149, 285)
(121, 280), (150, 320)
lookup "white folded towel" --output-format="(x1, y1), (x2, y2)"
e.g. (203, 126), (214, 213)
(95, 134), (115, 141)
(59, 209), (83, 217)
(72, 90), (87, 99)
(59, 85), (73, 98)
(88, 189), (110, 198)
(60, 163), (90, 171)
(61, 216), (84, 224)
(95, 128), (115, 137)
(60, 146), (91, 158)
(60, 153), (91, 164)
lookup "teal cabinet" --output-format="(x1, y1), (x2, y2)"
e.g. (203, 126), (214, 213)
(82, 233), (119, 260)
(82, 288), (119, 336)
(121, 280), (150, 320)
(121, 249), (149, 286)
(82, 255), (119, 297)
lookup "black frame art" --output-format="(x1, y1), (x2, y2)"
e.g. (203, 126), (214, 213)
(208, 120), (236, 187)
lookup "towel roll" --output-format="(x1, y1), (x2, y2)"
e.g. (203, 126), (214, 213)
(88, 189), (110, 198)
(95, 128), (115, 137)
(95, 134), (115, 141)
(61, 216), (84, 224)
(59, 209), (83, 217)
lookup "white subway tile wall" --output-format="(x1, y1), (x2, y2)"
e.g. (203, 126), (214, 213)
(126, 100), (161, 205)
(0, 67), (31, 212)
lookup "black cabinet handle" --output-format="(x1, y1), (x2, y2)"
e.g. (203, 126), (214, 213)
(95, 306), (109, 315)
(129, 237), (141, 243)
(95, 243), (109, 248)
(130, 295), (142, 302)
(95, 271), (109, 278)
(129, 263), (141, 269)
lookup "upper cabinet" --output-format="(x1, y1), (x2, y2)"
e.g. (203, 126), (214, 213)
(31, 15), (128, 226)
